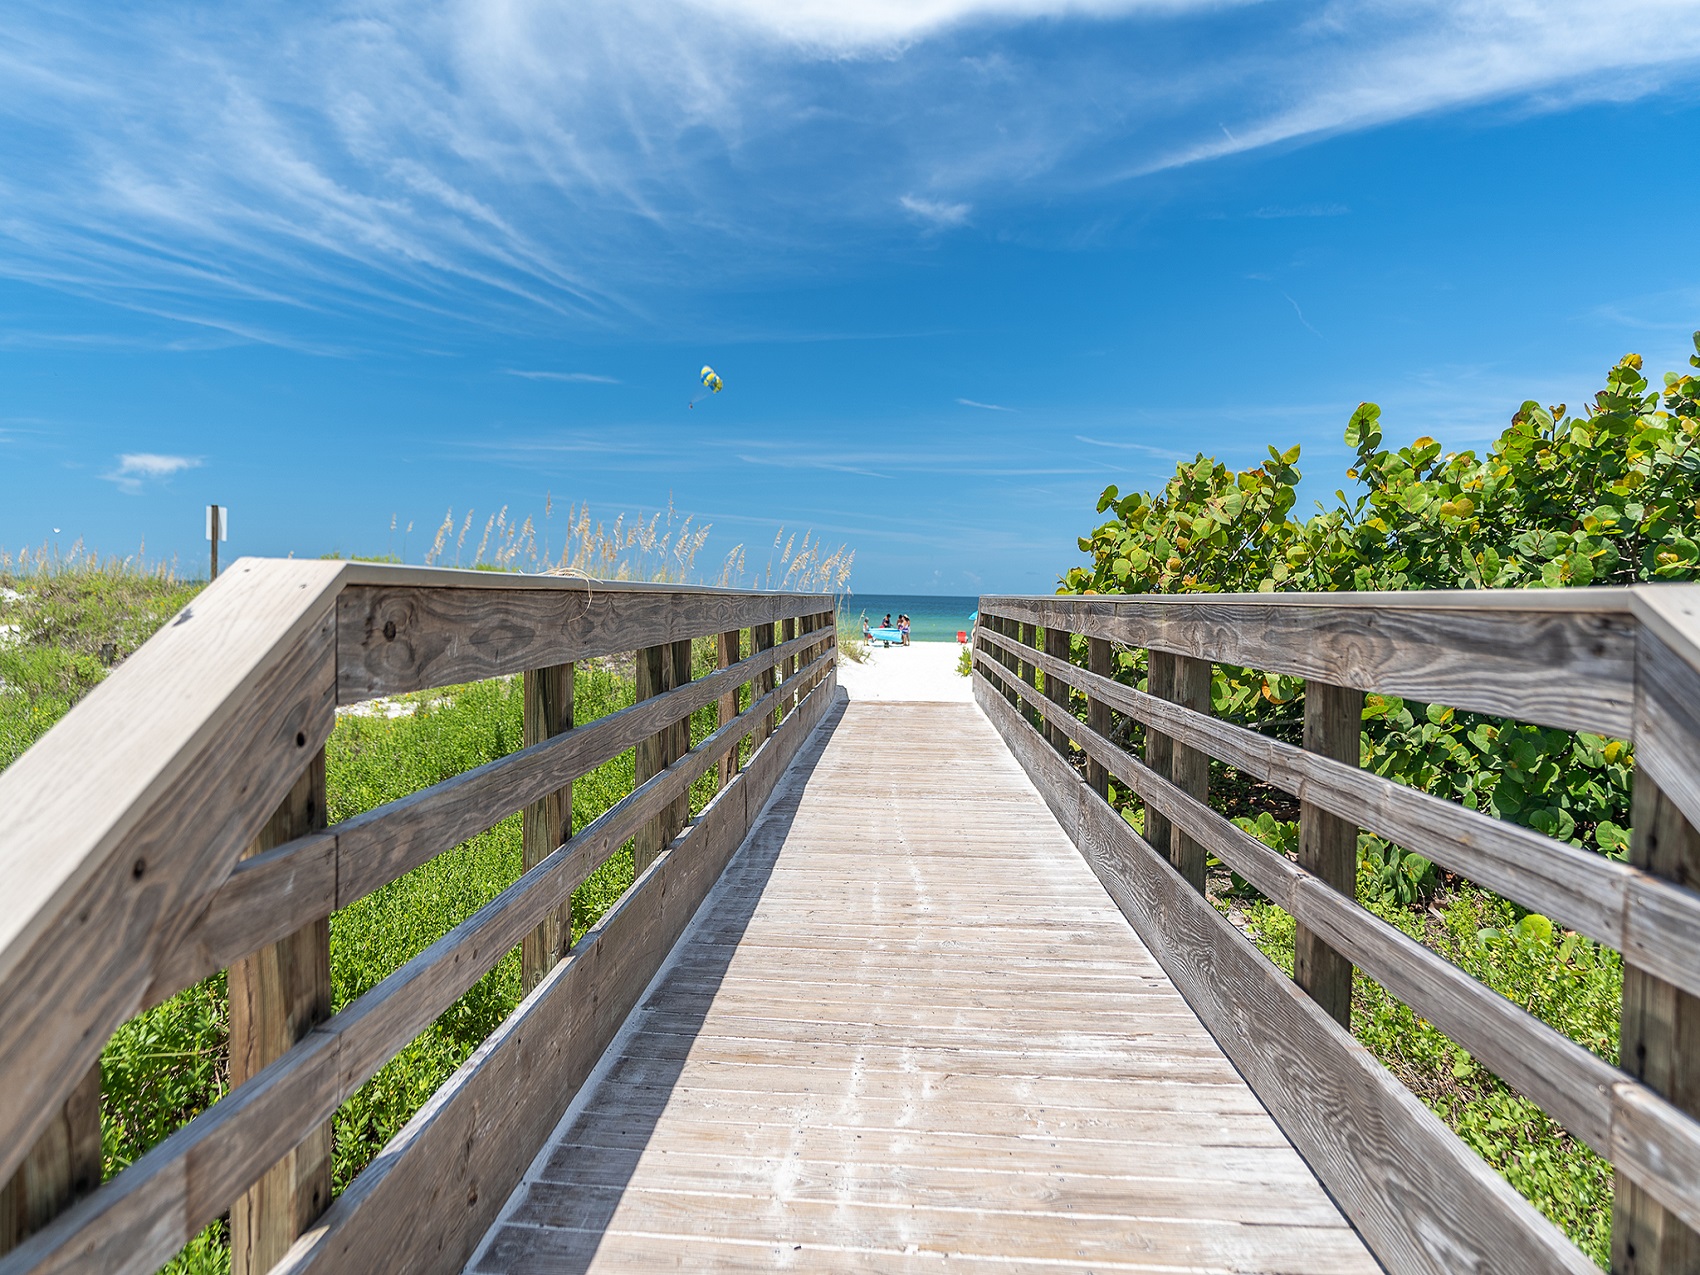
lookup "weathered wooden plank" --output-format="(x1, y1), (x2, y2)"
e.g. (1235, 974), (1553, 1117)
(1296, 681), (1362, 1028)
(0, 653), (838, 1275)
(780, 617), (797, 719)
(973, 678), (1595, 1275)
(981, 623), (1700, 1001)
(0, 558), (343, 1185)
(634, 640), (692, 877)
(991, 666), (1700, 1241)
(1168, 654), (1211, 891)
(152, 630), (820, 1009)
(715, 629), (742, 790)
(476, 693), (1370, 1275)
(1086, 635), (1112, 799)
(265, 665), (841, 1275)
(521, 664), (573, 995)
(530, 1144), (1344, 1218)
(1615, 750), (1700, 1272)
(1041, 625), (1071, 755)
(228, 753), (333, 1275)
(752, 623), (776, 746)
(0, 1067), (99, 1254)
(335, 581), (828, 702)
(981, 591), (1636, 736)
(1632, 620), (1700, 839)
(493, 1184), (1375, 1271)
(1144, 649), (1175, 857)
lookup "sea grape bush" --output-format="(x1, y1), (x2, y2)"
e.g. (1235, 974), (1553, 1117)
(1061, 342), (1700, 1265)
(1068, 338), (1700, 597)
(1064, 342), (1700, 868)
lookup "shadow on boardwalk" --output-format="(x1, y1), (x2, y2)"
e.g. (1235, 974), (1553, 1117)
(470, 695), (848, 1273)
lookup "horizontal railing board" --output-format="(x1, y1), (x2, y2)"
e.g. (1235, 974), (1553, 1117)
(273, 667), (839, 1275)
(980, 593), (1636, 737)
(978, 624), (1700, 1000)
(0, 558), (345, 1187)
(1, 651), (834, 1275)
(1628, 584), (1700, 679)
(338, 581), (833, 702)
(973, 673), (1596, 1275)
(1633, 623), (1700, 842)
(980, 654), (1700, 1240)
(147, 628), (832, 1008)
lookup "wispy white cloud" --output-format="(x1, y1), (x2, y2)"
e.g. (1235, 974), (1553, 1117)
(503, 369), (622, 383)
(1250, 203), (1350, 219)
(103, 452), (201, 493)
(901, 195), (972, 227)
(687, 0), (1215, 52)
(0, 0), (1696, 349)
(1075, 434), (1189, 461)
(958, 397), (1013, 411)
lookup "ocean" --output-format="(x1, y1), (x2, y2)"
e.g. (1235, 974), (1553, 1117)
(840, 594), (981, 643)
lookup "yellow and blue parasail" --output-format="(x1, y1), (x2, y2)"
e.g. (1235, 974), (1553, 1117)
(690, 364), (724, 408)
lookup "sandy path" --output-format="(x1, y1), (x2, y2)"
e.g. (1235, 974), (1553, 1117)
(835, 639), (973, 702)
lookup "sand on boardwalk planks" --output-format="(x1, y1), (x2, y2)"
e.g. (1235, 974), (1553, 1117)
(469, 699), (1376, 1274)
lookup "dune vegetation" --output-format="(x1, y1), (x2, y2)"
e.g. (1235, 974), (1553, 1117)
(1059, 338), (1700, 1266)
(0, 512), (847, 1273)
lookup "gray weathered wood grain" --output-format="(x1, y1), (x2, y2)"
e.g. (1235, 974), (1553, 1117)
(0, 558), (344, 1186)
(973, 676), (1596, 1275)
(980, 591), (1636, 736)
(337, 582), (829, 702)
(268, 657), (839, 1275)
(474, 692), (1371, 1275)
(979, 623), (1700, 1002)
(0, 654), (837, 1275)
(987, 664), (1700, 1240)
(151, 629), (821, 1007)
(1296, 680), (1362, 1028)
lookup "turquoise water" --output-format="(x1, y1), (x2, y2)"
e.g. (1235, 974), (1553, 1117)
(841, 594), (979, 643)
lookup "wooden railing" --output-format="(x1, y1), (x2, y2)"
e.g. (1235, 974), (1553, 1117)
(973, 587), (1700, 1275)
(0, 560), (836, 1275)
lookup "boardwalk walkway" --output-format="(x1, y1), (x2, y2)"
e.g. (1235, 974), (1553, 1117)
(470, 696), (1376, 1273)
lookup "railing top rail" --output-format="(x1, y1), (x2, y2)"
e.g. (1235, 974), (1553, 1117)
(0, 556), (837, 1195)
(986, 582), (1694, 613)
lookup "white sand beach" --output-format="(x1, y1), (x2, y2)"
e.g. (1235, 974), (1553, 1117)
(836, 638), (973, 702)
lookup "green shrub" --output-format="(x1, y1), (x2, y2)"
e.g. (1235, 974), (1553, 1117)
(1061, 338), (1700, 1265)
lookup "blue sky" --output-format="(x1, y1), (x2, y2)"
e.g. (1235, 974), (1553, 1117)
(2, 1), (1698, 594)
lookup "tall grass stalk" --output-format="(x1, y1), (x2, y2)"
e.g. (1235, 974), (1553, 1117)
(412, 497), (854, 592)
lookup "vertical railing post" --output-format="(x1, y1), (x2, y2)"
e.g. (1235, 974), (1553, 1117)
(716, 629), (742, 789)
(635, 639), (693, 876)
(1086, 636), (1112, 800)
(798, 613), (818, 696)
(1019, 621), (1039, 727)
(1043, 624), (1071, 756)
(754, 623), (776, 742)
(228, 752), (333, 1275)
(0, 1065), (100, 1253)
(782, 616), (798, 720)
(1143, 651), (1175, 858)
(669, 637), (693, 826)
(1167, 655), (1212, 891)
(996, 616), (1017, 705)
(522, 663), (574, 994)
(1295, 680), (1363, 1028)
(1614, 773), (1700, 1273)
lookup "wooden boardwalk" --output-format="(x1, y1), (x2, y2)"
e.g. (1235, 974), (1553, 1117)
(470, 697), (1376, 1274)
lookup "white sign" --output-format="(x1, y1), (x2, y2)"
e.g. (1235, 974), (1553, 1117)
(206, 504), (228, 542)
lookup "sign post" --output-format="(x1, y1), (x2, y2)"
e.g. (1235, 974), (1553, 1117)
(207, 504), (228, 580)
